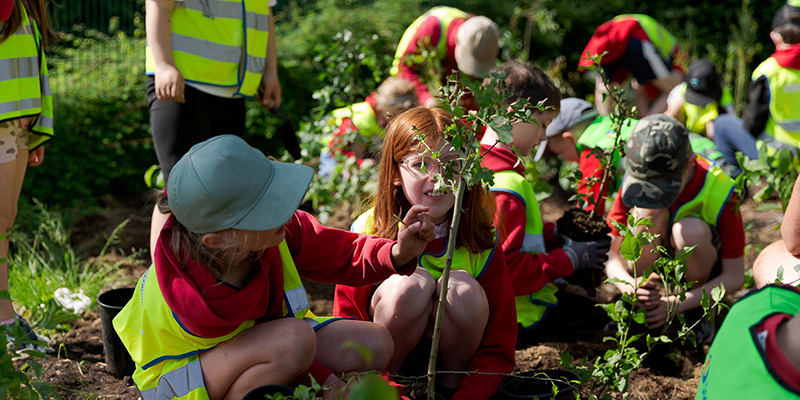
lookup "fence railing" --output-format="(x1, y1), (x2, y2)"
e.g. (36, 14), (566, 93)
(46, 0), (145, 95)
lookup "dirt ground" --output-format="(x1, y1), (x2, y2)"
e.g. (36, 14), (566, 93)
(12, 183), (784, 400)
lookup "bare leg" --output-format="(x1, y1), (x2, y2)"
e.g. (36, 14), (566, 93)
(0, 130), (29, 322)
(199, 318), (316, 400)
(594, 74), (614, 116)
(370, 267), (436, 373)
(671, 217), (717, 287)
(150, 204), (171, 261)
(429, 270), (489, 389)
(754, 240), (800, 287)
(314, 319), (394, 374)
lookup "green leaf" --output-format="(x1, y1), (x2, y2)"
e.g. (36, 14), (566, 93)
(560, 351), (574, 367)
(606, 277), (632, 286)
(701, 288), (710, 312)
(794, 264), (800, 273)
(711, 283), (726, 304)
(348, 373), (400, 400)
(776, 266), (785, 283)
(633, 308), (646, 324)
(620, 231), (641, 261)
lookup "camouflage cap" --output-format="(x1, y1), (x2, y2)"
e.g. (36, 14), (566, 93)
(621, 114), (691, 209)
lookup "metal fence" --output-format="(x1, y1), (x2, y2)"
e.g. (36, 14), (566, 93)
(46, 0), (145, 95)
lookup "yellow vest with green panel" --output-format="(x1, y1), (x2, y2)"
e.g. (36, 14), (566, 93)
(614, 14), (680, 63)
(0, 4), (53, 148)
(488, 171), (559, 329)
(145, 0), (270, 97)
(114, 241), (331, 400)
(678, 82), (734, 136)
(390, 6), (468, 77)
(670, 156), (735, 228)
(322, 101), (381, 152)
(351, 208), (495, 282)
(751, 57), (800, 148)
(696, 285), (800, 399)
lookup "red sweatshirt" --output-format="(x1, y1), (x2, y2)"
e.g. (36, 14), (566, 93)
(607, 157), (745, 259)
(333, 236), (517, 400)
(394, 14), (478, 110)
(155, 211), (416, 386)
(1, 0), (12, 22)
(481, 144), (574, 295)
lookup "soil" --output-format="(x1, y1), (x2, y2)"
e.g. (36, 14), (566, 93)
(12, 183), (784, 400)
(557, 208), (613, 297)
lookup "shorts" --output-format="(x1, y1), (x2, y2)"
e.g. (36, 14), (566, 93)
(603, 38), (674, 87)
(0, 119), (30, 164)
(147, 76), (246, 182)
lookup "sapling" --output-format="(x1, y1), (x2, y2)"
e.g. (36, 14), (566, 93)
(416, 71), (539, 400)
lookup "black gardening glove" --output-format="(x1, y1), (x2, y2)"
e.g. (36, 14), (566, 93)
(560, 234), (611, 272)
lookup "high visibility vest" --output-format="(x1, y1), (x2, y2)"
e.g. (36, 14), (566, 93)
(488, 171), (559, 329)
(688, 133), (724, 163)
(613, 14), (680, 62)
(390, 6), (468, 77)
(670, 156), (735, 227)
(751, 57), (800, 147)
(322, 101), (382, 152)
(145, 0), (270, 97)
(696, 285), (800, 399)
(0, 4), (53, 148)
(679, 82), (734, 136)
(114, 241), (326, 400)
(351, 208), (494, 280)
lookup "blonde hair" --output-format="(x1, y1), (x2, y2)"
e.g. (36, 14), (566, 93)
(375, 77), (418, 115)
(156, 190), (253, 280)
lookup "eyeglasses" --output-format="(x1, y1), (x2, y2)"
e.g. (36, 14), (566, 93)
(398, 154), (462, 179)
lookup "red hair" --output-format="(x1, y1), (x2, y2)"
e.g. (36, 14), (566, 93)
(371, 107), (496, 254)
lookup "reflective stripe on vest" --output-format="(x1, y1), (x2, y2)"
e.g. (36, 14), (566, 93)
(680, 83), (734, 135)
(0, 4), (53, 146)
(487, 171), (559, 328)
(145, 0), (270, 97)
(696, 285), (800, 399)
(671, 156), (734, 227)
(139, 358), (206, 400)
(752, 57), (800, 147)
(390, 6), (468, 76)
(114, 241), (316, 398)
(351, 208), (493, 280)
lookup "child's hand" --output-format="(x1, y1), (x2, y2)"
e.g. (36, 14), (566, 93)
(28, 146), (44, 167)
(391, 205), (434, 267)
(154, 64), (185, 103)
(256, 69), (281, 109)
(642, 294), (679, 330)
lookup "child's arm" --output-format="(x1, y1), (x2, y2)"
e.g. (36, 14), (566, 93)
(146, 0), (185, 103)
(578, 148), (608, 214)
(255, 6), (281, 109)
(392, 205), (434, 265)
(453, 249), (517, 400)
(782, 174), (800, 256)
(494, 192), (573, 295)
(288, 208), (432, 285)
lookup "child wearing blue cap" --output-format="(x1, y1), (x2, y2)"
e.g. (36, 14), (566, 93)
(113, 135), (435, 400)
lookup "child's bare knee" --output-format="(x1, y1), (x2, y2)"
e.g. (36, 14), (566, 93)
(381, 269), (435, 309)
(672, 218), (712, 249)
(445, 271), (488, 322)
(361, 325), (394, 370)
(278, 319), (317, 372)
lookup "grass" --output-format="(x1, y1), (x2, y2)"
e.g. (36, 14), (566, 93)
(8, 200), (146, 333)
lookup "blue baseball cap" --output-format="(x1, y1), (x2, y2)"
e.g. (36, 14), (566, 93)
(168, 135), (313, 233)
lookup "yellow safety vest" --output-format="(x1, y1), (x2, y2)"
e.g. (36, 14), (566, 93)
(321, 101), (382, 152)
(614, 14), (680, 64)
(751, 57), (800, 148)
(351, 208), (494, 280)
(488, 171), (559, 329)
(114, 241), (329, 400)
(0, 3), (53, 148)
(145, 0), (270, 97)
(671, 156), (735, 227)
(390, 6), (468, 77)
(679, 82), (734, 136)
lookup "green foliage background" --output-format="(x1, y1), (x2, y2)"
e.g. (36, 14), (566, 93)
(24, 0), (785, 208)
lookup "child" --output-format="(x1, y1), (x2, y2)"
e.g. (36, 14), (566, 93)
(711, 4), (800, 175)
(1, 0), (56, 348)
(479, 62), (610, 331)
(579, 14), (686, 116)
(390, 6), (499, 109)
(753, 173), (800, 287)
(318, 77), (418, 177)
(114, 135), (436, 400)
(695, 284), (800, 399)
(605, 114), (745, 332)
(334, 107), (517, 400)
(540, 98), (724, 215)
(664, 59), (734, 140)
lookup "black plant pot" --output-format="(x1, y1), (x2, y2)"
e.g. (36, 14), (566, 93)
(498, 369), (581, 400)
(242, 385), (294, 400)
(97, 287), (136, 379)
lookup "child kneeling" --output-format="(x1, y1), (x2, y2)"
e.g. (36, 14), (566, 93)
(114, 135), (435, 400)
